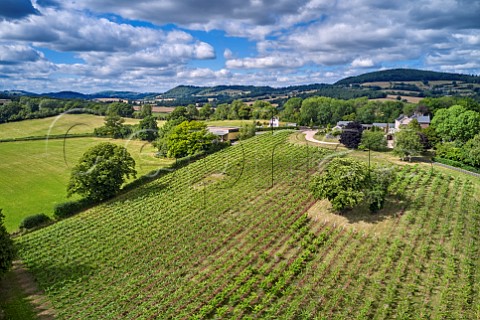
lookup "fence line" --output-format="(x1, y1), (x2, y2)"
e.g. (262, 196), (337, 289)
(433, 162), (480, 178)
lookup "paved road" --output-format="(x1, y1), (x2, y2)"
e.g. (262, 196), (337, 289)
(303, 130), (340, 145)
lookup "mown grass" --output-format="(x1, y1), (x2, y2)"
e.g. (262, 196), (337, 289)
(0, 137), (172, 232)
(0, 114), (144, 140)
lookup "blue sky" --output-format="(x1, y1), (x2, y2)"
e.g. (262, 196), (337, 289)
(0, 0), (479, 93)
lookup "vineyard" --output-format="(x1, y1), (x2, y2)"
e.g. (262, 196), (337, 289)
(16, 131), (480, 319)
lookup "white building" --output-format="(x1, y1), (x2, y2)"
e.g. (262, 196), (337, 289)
(269, 116), (280, 127)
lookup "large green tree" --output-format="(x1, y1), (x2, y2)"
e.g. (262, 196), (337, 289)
(463, 134), (480, 167)
(281, 97), (302, 123)
(137, 115), (159, 142)
(360, 130), (387, 151)
(94, 112), (132, 139)
(107, 102), (133, 117)
(431, 105), (480, 143)
(310, 158), (370, 211)
(0, 209), (16, 276)
(163, 121), (216, 158)
(67, 143), (136, 201)
(340, 121), (363, 149)
(198, 103), (213, 119)
(310, 158), (394, 212)
(299, 97), (319, 125)
(239, 122), (257, 140)
(393, 127), (424, 161)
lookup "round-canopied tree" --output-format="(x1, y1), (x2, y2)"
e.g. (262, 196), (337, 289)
(67, 143), (136, 201)
(340, 121), (364, 149)
(309, 158), (395, 212)
(360, 130), (387, 151)
(309, 157), (369, 211)
(164, 120), (215, 158)
(137, 115), (159, 141)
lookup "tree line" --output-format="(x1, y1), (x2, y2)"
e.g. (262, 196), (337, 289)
(0, 97), (135, 123)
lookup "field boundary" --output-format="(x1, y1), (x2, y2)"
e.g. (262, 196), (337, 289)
(433, 162), (480, 178)
(0, 133), (95, 143)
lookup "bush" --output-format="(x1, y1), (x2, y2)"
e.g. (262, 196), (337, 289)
(54, 199), (93, 219)
(19, 213), (52, 229)
(0, 209), (16, 276)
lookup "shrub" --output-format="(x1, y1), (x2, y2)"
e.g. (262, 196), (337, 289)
(0, 209), (16, 276)
(54, 199), (93, 219)
(19, 213), (52, 229)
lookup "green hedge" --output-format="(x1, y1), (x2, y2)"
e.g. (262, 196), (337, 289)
(256, 126), (298, 132)
(0, 133), (95, 143)
(54, 198), (95, 219)
(19, 213), (52, 229)
(433, 157), (480, 174)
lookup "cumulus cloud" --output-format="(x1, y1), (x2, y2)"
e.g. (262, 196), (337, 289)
(0, 44), (43, 64)
(226, 56), (304, 69)
(0, 0), (39, 20)
(42, 0), (305, 27)
(1, 0), (480, 92)
(351, 58), (375, 68)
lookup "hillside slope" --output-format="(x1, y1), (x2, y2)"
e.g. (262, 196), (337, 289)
(16, 132), (480, 318)
(336, 68), (480, 85)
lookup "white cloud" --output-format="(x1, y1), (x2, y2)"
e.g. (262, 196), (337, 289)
(351, 58), (375, 68)
(1, 0), (480, 92)
(226, 56), (304, 69)
(0, 44), (43, 64)
(223, 48), (233, 59)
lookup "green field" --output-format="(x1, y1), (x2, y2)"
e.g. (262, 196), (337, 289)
(0, 138), (172, 232)
(0, 114), (144, 140)
(14, 132), (480, 318)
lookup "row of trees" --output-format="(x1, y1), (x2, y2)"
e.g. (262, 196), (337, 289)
(167, 97), (406, 125)
(0, 97), (137, 123)
(94, 107), (159, 141)
(430, 104), (480, 168)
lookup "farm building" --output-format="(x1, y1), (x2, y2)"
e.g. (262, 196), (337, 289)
(395, 113), (430, 129)
(207, 126), (240, 142)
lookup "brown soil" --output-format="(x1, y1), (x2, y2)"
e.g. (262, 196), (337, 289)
(3, 261), (56, 319)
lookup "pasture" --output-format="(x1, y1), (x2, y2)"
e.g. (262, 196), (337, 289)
(0, 137), (172, 232)
(0, 114), (142, 140)
(14, 131), (480, 319)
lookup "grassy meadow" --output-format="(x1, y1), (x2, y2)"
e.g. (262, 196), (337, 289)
(0, 114), (144, 140)
(0, 137), (172, 232)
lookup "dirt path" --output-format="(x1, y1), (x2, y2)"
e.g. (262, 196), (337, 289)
(0, 261), (55, 320)
(303, 130), (341, 145)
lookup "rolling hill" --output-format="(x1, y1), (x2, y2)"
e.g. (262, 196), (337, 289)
(335, 68), (480, 85)
(2, 68), (479, 105)
(14, 132), (480, 318)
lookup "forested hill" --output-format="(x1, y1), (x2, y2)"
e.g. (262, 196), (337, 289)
(160, 84), (327, 98)
(336, 68), (480, 85)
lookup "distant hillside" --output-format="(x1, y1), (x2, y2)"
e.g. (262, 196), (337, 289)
(41, 91), (88, 99)
(157, 83), (384, 105)
(336, 68), (480, 85)
(0, 90), (158, 100)
(89, 91), (157, 100)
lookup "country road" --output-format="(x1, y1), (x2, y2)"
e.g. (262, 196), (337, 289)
(302, 130), (340, 145)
